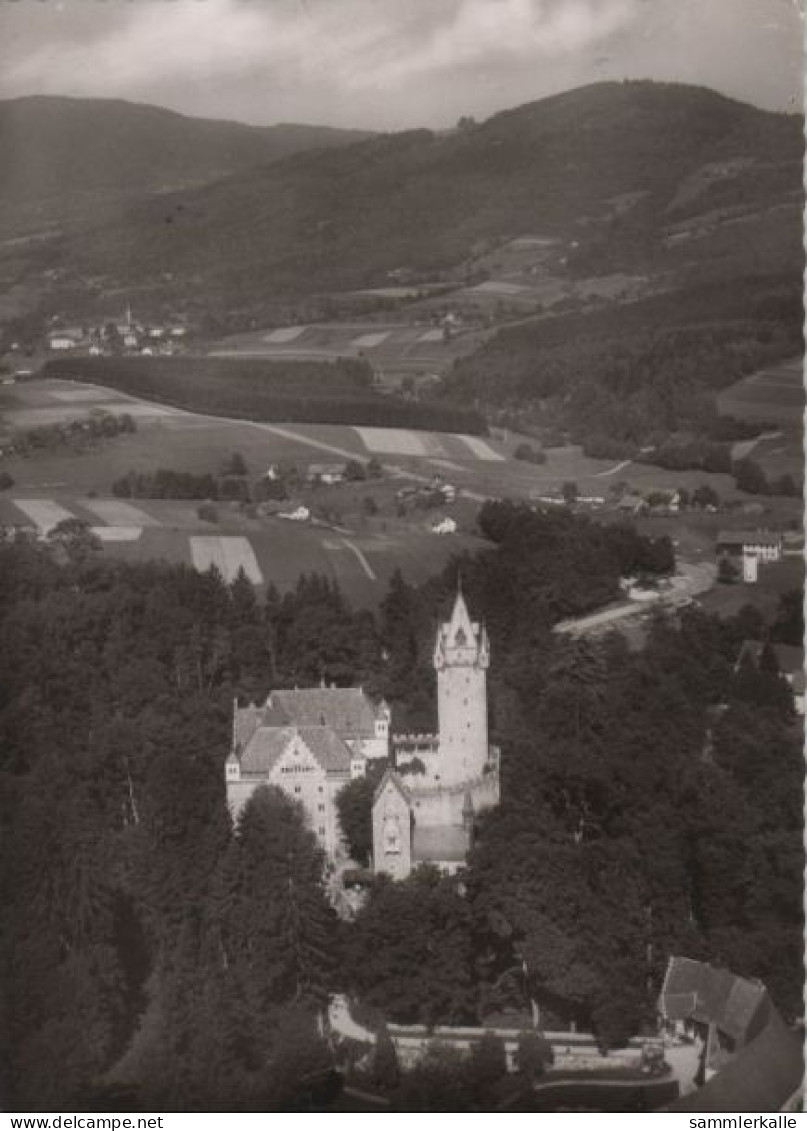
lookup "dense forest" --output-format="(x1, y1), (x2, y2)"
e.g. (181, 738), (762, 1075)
(437, 276), (803, 450)
(42, 357), (486, 435)
(0, 502), (801, 1109)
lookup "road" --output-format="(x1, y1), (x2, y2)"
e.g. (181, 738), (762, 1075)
(555, 561), (717, 638)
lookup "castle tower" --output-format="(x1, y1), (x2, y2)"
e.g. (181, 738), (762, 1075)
(433, 585), (490, 786)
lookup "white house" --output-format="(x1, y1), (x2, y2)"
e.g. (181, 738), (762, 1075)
(279, 505), (310, 522)
(48, 329), (83, 351)
(716, 530), (783, 583)
(307, 463), (344, 486)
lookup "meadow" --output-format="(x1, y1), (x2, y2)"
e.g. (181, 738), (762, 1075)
(715, 356), (803, 426)
(0, 489), (487, 608)
(2, 378), (801, 615)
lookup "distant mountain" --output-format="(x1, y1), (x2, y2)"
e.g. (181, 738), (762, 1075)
(53, 81), (802, 309)
(0, 95), (372, 229)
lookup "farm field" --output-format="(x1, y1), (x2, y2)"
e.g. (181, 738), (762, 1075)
(0, 489), (488, 607)
(1, 377), (801, 615)
(4, 379), (802, 511)
(209, 319), (485, 377)
(716, 356), (804, 482)
(0, 378), (504, 490)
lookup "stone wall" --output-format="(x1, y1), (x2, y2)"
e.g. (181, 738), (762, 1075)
(407, 770), (500, 828)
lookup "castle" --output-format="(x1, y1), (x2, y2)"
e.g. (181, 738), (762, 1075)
(372, 586), (499, 878)
(225, 586), (499, 879)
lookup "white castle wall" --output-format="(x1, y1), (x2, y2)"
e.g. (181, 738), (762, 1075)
(437, 661), (489, 785)
(408, 772), (499, 828)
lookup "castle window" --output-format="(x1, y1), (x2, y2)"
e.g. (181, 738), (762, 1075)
(318, 826), (326, 836)
(294, 786), (301, 794)
(318, 804), (325, 812)
(454, 628), (467, 646)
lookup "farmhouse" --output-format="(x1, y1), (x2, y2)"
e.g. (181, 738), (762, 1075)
(716, 529), (782, 583)
(48, 329), (84, 350)
(660, 957), (803, 1111)
(307, 463), (344, 486)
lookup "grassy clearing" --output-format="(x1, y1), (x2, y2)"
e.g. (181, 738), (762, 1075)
(716, 356), (804, 425)
(101, 520), (487, 608)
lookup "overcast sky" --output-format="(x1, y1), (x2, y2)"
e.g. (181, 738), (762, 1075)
(0, 0), (802, 129)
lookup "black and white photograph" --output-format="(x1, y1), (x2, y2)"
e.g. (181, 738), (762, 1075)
(0, 0), (804, 1115)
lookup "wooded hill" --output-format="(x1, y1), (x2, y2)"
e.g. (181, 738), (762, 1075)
(0, 95), (372, 236)
(439, 274), (804, 447)
(48, 81), (802, 309)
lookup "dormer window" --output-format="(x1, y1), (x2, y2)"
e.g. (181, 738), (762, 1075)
(454, 627), (467, 646)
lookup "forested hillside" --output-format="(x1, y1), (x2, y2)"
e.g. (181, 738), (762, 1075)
(0, 505), (801, 1108)
(47, 82), (802, 310)
(0, 96), (371, 237)
(438, 275), (803, 447)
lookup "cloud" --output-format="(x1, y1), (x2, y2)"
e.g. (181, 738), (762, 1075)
(0, 0), (799, 124)
(1, 0), (639, 100)
(372, 0), (638, 86)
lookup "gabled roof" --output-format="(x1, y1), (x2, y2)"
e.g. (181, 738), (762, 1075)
(716, 529), (782, 548)
(265, 687), (382, 736)
(413, 824), (470, 863)
(307, 463), (344, 476)
(659, 957), (770, 1044)
(240, 726), (296, 775)
(296, 726), (352, 774)
(668, 1010), (804, 1112)
(373, 767), (410, 807)
(736, 640), (805, 678)
(239, 724), (351, 776)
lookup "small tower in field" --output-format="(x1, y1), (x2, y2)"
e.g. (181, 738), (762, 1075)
(433, 584), (490, 785)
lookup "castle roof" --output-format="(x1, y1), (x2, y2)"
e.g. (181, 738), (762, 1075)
(446, 588), (477, 640)
(373, 767), (411, 807)
(434, 586), (489, 664)
(263, 687), (383, 736)
(239, 725), (352, 777)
